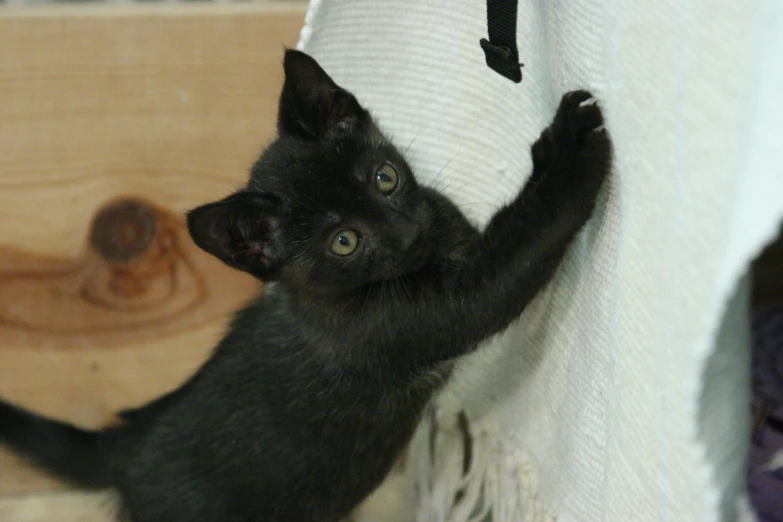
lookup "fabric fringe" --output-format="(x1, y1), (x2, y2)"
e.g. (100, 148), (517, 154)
(408, 407), (555, 522)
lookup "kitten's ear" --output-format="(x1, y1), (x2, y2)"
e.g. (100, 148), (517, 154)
(277, 49), (367, 139)
(187, 192), (285, 280)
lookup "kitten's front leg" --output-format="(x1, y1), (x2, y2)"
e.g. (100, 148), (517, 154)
(403, 91), (612, 369)
(484, 90), (609, 248)
(469, 90), (610, 328)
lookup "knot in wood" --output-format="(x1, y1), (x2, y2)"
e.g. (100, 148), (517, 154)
(90, 199), (157, 263)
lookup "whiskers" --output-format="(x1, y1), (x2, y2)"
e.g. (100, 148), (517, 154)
(403, 128), (424, 156)
(427, 159), (455, 193)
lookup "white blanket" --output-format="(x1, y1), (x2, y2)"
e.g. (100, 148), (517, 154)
(297, 1), (783, 520)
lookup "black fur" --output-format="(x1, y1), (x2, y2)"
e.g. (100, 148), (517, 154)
(0, 50), (611, 522)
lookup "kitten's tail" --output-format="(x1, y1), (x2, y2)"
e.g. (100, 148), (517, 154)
(0, 399), (112, 488)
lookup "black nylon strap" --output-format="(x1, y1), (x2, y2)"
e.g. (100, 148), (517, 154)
(480, 0), (523, 83)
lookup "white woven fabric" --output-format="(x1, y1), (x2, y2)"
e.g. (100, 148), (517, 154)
(297, 1), (783, 521)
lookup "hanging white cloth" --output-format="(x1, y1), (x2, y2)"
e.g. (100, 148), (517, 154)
(298, 1), (783, 520)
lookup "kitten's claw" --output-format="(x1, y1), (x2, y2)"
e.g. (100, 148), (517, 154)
(561, 90), (594, 111)
(579, 97), (599, 108)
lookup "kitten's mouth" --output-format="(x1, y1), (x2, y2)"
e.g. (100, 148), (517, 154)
(405, 234), (433, 271)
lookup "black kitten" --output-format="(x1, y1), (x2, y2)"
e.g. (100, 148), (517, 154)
(0, 50), (611, 522)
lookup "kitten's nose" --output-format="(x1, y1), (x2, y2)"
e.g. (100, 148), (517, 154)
(396, 218), (421, 251)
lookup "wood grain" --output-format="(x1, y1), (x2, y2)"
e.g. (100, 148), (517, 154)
(0, 490), (117, 522)
(0, 1), (306, 505)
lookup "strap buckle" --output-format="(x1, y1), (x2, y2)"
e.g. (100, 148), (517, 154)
(480, 38), (523, 83)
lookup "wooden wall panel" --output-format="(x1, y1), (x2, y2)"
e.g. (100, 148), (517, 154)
(0, 2), (307, 513)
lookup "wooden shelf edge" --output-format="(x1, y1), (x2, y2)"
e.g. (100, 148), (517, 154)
(0, 1), (309, 20)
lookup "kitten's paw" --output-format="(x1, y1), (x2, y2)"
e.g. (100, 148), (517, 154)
(533, 91), (608, 167)
(549, 91), (612, 175)
(552, 90), (604, 147)
(528, 91), (611, 194)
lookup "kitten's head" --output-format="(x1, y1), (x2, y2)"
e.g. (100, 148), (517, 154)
(187, 50), (436, 293)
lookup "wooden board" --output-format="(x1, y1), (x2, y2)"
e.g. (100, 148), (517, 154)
(0, 1), (307, 512)
(0, 491), (117, 522)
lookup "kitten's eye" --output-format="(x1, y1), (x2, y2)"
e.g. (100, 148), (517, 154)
(329, 229), (360, 256)
(375, 164), (399, 194)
